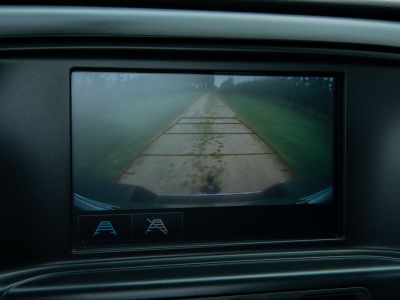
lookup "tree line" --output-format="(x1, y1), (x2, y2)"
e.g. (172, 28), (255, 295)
(219, 76), (334, 121)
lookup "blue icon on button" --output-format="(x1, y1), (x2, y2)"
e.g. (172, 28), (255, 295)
(93, 220), (118, 236)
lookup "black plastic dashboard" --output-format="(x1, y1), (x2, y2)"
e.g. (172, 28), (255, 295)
(1, 3), (400, 299)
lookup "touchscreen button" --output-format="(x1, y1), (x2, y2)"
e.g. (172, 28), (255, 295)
(78, 214), (131, 244)
(132, 212), (183, 241)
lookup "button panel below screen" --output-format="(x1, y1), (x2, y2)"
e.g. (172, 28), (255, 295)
(78, 212), (183, 245)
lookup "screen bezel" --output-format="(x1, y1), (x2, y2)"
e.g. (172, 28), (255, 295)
(70, 67), (345, 253)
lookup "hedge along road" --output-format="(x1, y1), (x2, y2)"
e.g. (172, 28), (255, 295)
(118, 92), (296, 195)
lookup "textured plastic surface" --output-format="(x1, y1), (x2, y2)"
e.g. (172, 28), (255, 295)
(1, 5), (400, 300)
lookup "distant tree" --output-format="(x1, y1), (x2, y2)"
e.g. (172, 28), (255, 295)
(219, 77), (234, 91)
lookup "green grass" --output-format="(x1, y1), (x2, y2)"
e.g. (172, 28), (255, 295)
(73, 90), (204, 184)
(220, 92), (333, 178)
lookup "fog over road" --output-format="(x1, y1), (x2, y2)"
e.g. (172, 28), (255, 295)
(118, 93), (295, 194)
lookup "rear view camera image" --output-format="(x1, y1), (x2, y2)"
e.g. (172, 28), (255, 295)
(72, 72), (335, 211)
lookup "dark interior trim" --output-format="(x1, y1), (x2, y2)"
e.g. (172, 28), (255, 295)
(1, 0), (400, 22)
(1, 6), (400, 49)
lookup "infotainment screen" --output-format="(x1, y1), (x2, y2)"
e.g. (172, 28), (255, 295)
(72, 71), (339, 247)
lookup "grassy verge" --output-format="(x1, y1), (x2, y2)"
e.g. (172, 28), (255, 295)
(220, 92), (333, 178)
(73, 90), (204, 184)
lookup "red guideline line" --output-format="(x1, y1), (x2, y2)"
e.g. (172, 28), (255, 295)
(176, 122), (241, 125)
(140, 152), (275, 157)
(163, 132), (255, 135)
(179, 116), (237, 119)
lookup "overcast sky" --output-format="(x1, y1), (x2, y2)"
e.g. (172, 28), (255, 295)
(214, 75), (261, 87)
